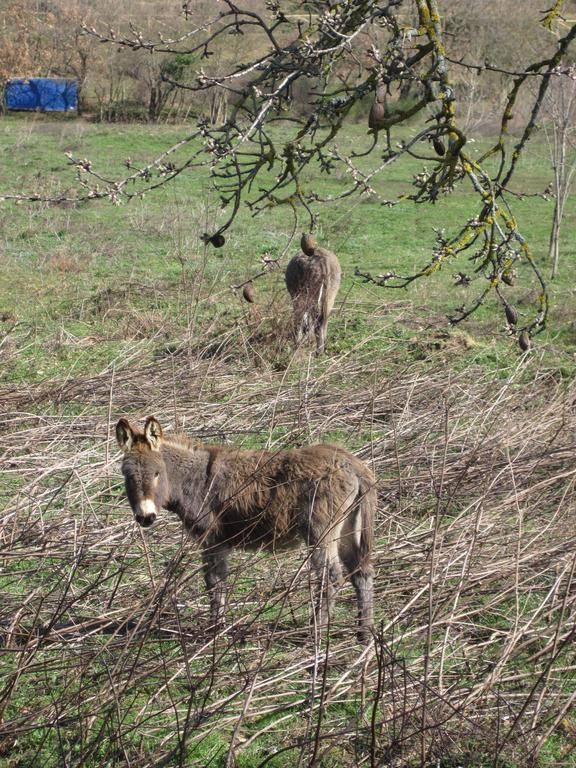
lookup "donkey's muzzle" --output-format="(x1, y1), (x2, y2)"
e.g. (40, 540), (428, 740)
(135, 512), (157, 528)
(134, 499), (158, 528)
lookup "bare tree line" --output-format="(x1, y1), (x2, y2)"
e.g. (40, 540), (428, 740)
(2, 0), (570, 129)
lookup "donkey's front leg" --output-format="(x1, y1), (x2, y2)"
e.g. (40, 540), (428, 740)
(201, 545), (229, 629)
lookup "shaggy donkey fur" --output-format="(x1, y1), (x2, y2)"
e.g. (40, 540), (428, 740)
(285, 233), (342, 355)
(117, 416), (376, 642)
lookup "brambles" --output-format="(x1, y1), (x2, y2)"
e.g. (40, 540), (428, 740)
(2, 342), (575, 765)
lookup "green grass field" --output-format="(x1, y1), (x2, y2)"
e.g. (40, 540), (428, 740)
(0, 114), (575, 767)
(1, 114), (575, 385)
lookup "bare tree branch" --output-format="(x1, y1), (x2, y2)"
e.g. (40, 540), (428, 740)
(3, 0), (576, 339)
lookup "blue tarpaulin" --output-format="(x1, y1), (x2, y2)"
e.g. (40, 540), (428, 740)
(5, 78), (77, 112)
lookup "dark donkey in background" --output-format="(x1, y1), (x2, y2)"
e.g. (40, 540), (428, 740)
(116, 416), (376, 642)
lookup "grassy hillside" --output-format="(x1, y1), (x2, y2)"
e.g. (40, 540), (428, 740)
(0, 115), (575, 767)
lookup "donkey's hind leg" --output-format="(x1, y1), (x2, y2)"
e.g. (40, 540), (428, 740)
(292, 297), (310, 346)
(339, 516), (374, 644)
(350, 564), (374, 644)
(309, 538), (344, 636)
(314, 312), (328, 356)
(296, 311), (309, 344)
(201, 544), (229, 630)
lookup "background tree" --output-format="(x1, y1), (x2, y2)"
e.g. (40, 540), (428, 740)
(43, 1), (95, 112)
(0, 2), (48, 87)
(540, 65), (576, 279)
(132, 52), (195, 122)
(0, 1), (96, 112)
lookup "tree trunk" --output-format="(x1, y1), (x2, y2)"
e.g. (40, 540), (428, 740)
(548, 200), (561, 279)
(549, 122), (567, 280)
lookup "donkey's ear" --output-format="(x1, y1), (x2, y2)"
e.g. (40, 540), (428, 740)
(116, 418), (134, 451)
(144, 416), (163, 451)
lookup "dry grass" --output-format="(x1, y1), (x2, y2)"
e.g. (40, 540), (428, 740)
(1, 314), (575, 766)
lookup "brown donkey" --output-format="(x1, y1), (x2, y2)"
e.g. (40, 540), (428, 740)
(285, 233), (342, 355)
(116, 416), (376, 642)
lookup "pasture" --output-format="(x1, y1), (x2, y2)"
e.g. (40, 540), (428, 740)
(1, 114), (576, 767)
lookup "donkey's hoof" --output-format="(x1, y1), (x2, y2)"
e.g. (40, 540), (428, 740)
(206, 617), (226, 637)
(357, 627), (374, 645)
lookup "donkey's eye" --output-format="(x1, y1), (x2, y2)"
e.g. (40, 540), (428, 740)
(154, 471), (160, 479)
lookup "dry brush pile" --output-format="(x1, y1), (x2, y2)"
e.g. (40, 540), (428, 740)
(1, 331), (576, 766)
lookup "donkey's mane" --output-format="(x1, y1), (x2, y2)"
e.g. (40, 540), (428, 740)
(162, 433), (198, 450)
(162, 432), (350, 458)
